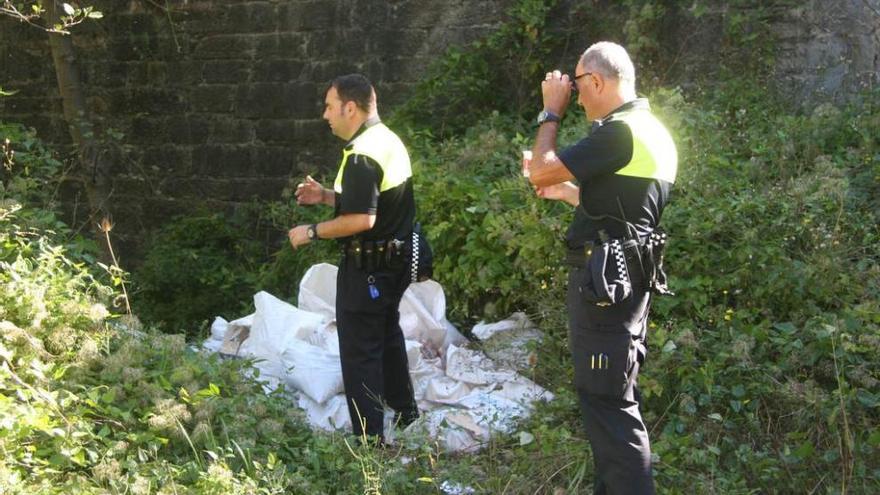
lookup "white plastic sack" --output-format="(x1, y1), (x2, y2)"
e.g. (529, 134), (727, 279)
(445, 345), (518, 385)
(240, 291), (324, 358)
(298, 393), (350, 431)
(281, 340), (344, 404)
(297, 263), (338, 321)
(472, 312), (532, 340)
(304, 320), (339, 355)
(399, 280), (467, 354)
(210, 316), (228, 340)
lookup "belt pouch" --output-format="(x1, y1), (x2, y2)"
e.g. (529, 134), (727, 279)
(364, 241), (375, 273)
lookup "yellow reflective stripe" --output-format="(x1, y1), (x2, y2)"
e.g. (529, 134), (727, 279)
(333, 149), (350, 193)
(333, 124), (411, 194)
(614, 110), (677, 183)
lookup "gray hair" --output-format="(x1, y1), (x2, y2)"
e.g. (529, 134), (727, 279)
(580, 42), (636, 93)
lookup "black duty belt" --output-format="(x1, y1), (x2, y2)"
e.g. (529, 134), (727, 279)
(566, 241), (647, 289)
(342, 238), (406, 272)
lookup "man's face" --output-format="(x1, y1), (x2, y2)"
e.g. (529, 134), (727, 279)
(323, 86), (352, 140)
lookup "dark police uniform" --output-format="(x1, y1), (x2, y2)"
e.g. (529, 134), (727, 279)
(332, 117), (419, 440)
(558, 98), (677, 495)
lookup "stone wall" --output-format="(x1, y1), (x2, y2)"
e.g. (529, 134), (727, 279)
(774, 0), (879, 101)
(1, 0), (877, 259)
(0, 0), (513, 255)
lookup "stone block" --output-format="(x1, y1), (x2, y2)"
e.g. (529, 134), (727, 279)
(367, 28), (430, 58)
(294, 147), (340, 175)
(191, 85), (237, 113)
(192, 144), (252, 177)
(379, 56), (430, 83)
(285, 0), (339, 31)
(113, 176), (156, 197)
(125, 88), (187, 114)
(256, 119), (299, 143)
(253, 59), (306, 83)
(351, 0), (390, 27)
(306, 29), (369, 58)
(194, 35), (254, 60)
(227, 2), (282, 33)
(109, 12), (159, 37)
(253, 33), (308, 58)
(389, 0), (454, 29)
(287, 82), (323, 115)
(141, 145), (192, 174)
(308, 60), (365, 83)
(128, 116), (173, 145)
(235, 83), (291, 118)
(210, 117), (255, 144)
(164, 117), (194, 145)
(177, 7), (232, 35)
(293, 119), (331, 144)
(129, 61), (176, 87)
(202, 60), (252, 84)
(83, 62), (128, 87)
(109, 39), (150, 62)
(158, 177), (200, 198)
(252, 146), (296, 176)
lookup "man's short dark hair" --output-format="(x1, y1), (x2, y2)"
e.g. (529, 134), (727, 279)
(330, 73), (374, 113)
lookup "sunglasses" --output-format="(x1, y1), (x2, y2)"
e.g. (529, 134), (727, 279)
(570, 72), (593, 93)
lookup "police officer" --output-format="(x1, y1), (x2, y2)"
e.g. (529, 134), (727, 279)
(289, 73), (419, 443)
(526, 42), (677, 494)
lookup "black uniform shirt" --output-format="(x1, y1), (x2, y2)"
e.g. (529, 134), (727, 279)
(558, 99), (673, 248)
(334, 119), (415, 242)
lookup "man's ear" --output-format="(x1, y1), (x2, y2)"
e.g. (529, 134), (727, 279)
(593, 74), (605, 94)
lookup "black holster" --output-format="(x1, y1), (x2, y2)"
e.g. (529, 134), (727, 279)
(344, 238), (406, 272)
(572, 227), (673, 307)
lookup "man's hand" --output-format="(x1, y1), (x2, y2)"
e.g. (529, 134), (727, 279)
(542, 70), (571, 117)
(535, 181), (580, 206)
(295, 175), (325, 205)
(288, 225), (311, 249)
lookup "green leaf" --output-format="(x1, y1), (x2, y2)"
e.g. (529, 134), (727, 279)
(62, 3), (75, 16)
(868, 430), (880, 447)
(793, 441), (814, 459)
(773, 322), (797, 334)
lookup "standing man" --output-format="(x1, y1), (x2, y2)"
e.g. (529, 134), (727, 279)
(526, 42), (677, 494)
(289, 73), (419, 443)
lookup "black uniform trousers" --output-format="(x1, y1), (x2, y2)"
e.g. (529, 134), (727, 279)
(335, 253), (418, 440)
(567, 249), (655, 495)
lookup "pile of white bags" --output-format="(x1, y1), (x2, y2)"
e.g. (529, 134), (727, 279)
(204, 263), (553, 452)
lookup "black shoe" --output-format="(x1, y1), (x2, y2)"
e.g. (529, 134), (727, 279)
(393, 409), (419, 429)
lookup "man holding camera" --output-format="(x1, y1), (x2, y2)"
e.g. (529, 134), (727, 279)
(289, 73), (419, 444)
(526, 42), (678, 494)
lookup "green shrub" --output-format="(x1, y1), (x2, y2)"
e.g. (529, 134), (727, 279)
(132, 213), (265, 336)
